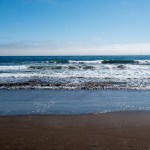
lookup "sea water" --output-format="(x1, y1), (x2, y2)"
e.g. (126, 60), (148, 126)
(0, 55), (150, 90)
(0, 90), (150, 115)
(0, 56), (150, 115)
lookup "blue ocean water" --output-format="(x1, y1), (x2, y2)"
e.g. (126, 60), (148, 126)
(0, 89), (150, 116)
(0, 56), (150, 115)
(0, 55), (150, 90)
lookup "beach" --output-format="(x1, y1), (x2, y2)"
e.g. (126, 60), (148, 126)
(1, 112), (150, 150)
(1, 0), (150, 147)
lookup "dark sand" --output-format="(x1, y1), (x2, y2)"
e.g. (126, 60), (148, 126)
(1, 112), (150, 150)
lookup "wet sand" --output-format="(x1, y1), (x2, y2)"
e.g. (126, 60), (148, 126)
(1, 112), (150, 150)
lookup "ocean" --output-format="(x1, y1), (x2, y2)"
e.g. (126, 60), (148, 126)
(0, 56), (150, 115)
(1, 55), (150, 90)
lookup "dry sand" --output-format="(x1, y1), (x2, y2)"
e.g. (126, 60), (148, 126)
(1, 112), (150, 150)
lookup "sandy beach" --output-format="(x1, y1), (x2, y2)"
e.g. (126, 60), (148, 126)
(0, 112), (150, 150)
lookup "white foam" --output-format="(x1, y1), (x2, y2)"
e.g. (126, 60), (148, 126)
(1, 60), (150, 90)
(0, 65), (27, 70)
(136, 60), (150, 65)
(69, 60), (102, 64)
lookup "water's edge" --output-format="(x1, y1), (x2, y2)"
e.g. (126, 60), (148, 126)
(0, 89), (150, 116)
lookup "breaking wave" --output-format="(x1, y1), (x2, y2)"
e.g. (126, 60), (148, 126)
(1, 56), (150, 90)
(101, 60), (136, 64)
(69, 60), (150, 65)
(28, 65), (95, 70)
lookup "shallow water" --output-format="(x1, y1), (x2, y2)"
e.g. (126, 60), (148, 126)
(0, 89), (150, 116)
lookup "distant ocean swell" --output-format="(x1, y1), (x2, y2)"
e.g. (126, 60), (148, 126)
(1, 56), (150, 90)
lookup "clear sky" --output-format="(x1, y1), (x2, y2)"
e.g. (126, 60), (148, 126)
(1, 0), (150, 55)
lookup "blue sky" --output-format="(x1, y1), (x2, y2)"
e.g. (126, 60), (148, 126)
(1, 0), (150, 55)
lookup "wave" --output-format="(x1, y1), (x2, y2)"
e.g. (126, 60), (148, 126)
(28, 65), (95, 70)
(137, 60), (150, 65)
(49, 59), (69, 64)
(69, 60), (102, 64)
(1, 60), (150, 72)
(0, 81), (126, 90)
(1, 73), (150, 90)
(101, 60), (137, 64)
(0, 65), (27, 70)
(0, 78), (149, 90)
(102, 60), (150, 65)
(69, 60), (150, 65)
(69, 60), (138, 65)
(29, 66), (63, 70)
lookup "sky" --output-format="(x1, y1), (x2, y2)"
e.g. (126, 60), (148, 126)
(1, 0), (150, 55)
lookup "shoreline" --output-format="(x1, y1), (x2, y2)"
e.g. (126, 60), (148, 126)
(1, 111), (150, 150)
(0, 110), (149, 117)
